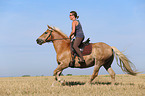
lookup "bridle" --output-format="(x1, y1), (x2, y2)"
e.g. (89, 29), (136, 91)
(44, 29), (70, 42)
(45, 29), (53, 42)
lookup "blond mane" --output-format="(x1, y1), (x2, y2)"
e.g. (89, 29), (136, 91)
(53, 27), (68, 38)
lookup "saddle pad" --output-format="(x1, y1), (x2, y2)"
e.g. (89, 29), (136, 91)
(82, 44), (92, 56)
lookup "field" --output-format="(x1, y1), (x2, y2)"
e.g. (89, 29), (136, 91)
(0, 74), (145, 96)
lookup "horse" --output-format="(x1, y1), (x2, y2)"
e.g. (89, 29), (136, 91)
(36, 25), (138, 86)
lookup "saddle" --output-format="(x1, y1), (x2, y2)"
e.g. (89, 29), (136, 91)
(78, 38), (92, 56)
(70, 38), (92, 67)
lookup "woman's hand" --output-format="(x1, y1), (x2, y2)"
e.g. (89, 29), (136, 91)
(69, 33), (74, 39)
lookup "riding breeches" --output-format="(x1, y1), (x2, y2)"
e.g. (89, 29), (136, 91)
(73, 37), (84, 60)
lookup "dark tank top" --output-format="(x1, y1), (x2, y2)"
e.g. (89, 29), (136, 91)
(74, 20), (85, 38)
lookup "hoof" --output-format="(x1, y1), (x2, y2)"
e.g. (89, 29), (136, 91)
(61, 80), (66, 86)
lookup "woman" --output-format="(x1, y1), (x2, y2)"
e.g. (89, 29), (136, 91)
(69, 11), (85, 63)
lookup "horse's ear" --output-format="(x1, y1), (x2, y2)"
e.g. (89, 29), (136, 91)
(47, 25), (52, 29)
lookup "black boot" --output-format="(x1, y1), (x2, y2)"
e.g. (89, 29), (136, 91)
(69, 60), (75, 68)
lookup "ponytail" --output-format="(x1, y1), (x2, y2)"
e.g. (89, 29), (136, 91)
(77, 16), (79, 19)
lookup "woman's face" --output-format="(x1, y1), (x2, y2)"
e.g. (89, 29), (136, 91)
(69, 13), (75, 20)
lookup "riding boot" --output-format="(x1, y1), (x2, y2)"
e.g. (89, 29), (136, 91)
(69, 60), (75, 67)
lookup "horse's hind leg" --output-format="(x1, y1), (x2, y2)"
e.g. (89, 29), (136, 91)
(107, 67), (115, 85)
(103, 60), (115, 85)
(103, 54), (115, 85)
(89, 60), (103, 83)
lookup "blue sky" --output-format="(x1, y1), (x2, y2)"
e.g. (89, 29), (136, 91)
(0, 0), (145, 77)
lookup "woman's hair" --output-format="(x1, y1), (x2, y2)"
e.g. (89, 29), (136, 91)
(70, 11), (79, 19)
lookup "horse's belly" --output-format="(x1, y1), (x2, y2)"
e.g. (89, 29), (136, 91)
(75, 57), (95, 68)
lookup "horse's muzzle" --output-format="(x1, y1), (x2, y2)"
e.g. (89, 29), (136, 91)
(36, 39), (44, 45)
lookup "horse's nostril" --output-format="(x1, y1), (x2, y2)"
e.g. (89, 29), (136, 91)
(36, 39), (43, 45)
(36, 39), (39, 43)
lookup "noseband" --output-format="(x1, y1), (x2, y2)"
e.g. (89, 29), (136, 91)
(45, 29), (70, 42)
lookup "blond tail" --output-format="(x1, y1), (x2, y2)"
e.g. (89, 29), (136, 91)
(111, 46), (138, 76)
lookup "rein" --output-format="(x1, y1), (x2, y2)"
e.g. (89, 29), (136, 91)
(45, 30), (70, 42)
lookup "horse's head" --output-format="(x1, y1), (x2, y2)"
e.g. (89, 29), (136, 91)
(36, 25), (54, 45)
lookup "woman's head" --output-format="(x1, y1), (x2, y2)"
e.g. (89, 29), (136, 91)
(69, 11), (79, 20)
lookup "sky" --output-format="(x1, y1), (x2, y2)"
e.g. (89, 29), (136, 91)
(0, 0), (145, 77)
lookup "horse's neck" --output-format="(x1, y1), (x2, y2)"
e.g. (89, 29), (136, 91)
(52, 33), (70, 54)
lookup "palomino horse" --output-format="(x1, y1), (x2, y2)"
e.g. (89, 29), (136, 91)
(36, 25), (138, 86)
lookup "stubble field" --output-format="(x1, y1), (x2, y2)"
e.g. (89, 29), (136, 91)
(0, 74), (145, 96)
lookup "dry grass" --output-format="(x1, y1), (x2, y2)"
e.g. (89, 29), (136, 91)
(0, 74), (145, 96)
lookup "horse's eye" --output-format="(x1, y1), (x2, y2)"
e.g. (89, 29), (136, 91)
(45, 32), (48, 34)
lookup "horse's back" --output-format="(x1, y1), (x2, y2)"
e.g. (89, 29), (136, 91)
(92, 42), (113, 60)
(92, 42), (111, 48)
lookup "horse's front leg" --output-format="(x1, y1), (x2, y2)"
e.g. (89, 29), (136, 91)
(52, 64), (68, 86)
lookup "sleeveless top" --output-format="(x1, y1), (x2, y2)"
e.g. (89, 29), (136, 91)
(74, 20), (85, 38)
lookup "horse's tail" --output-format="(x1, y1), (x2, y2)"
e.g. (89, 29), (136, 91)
(111, 46), (138, 76)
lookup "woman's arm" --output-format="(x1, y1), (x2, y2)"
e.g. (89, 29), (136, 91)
(69, 21), (76, 39)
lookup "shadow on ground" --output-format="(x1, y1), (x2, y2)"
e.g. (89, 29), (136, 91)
(65, 81), (121, 86)
(91, 82), (122, 85)
(91, 81), (112, 85)
(65, 81), (85, 86)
